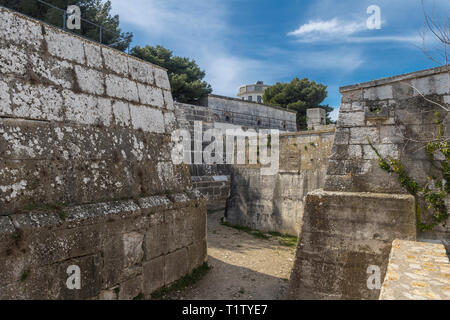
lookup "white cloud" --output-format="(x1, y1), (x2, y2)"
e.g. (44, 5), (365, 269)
(329, 107), (339, 122)
(287, 17), (423, 45)
(288, 18), (366, 37)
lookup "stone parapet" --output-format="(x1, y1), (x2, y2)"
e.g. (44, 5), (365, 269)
(289, 190), (416, 300)
(0, 7), (207, 299)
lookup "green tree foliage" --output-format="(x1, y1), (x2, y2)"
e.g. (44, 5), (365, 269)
(0, 0), (132, 51)
(263, 77), (333, 130)
(131, 45), (212, 103)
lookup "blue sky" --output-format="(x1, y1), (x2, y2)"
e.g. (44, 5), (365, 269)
(109, 0), (449, 119)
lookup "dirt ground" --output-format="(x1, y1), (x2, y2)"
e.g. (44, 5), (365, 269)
(167, 210), (296, 300)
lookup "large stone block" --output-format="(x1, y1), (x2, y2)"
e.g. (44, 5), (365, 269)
(57, 254), (102, 300)
(363, 85), (394, 100)
(164, 90), (175, 110)
(117, 275), (143, 300)
(337, 112), (365, 127)
(164, 248), (188, 285)
(0, 44), (28, 76)
(129, 104), (165, 133)
(105, 74), (139, 102)
(411, 73), (450, 96)
(137, 83), (164, 107)
(102, 47), (129, 76)
(112, 100), (131, 127)
(64, 91), (112, 126)
(362, 143), (399, 160)
(143, 255), (164, 295)
(289, 190), (416, 300)
(128, 57), (155, 85)
(11, 82), (64, 121)
(187, 240), (207, 273)
(333, 128), (349, 145)
(144, 223), (169, 260)
(29, 52), (74, 89)
(123, 232), (144, 268)
(74, 65), (105, 95)
(84, 42), (103, 69)
(45, 28), (86, 65)
(341, 88), (363, 103)
(153, 67), (171, 91)
(349, 127), (379, 144)
(0, 8), (43, 50)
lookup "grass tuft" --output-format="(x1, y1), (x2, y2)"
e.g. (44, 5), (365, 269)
(20, 270), (30, 282)
(268, 232), (298, 247)
(220, 218), (269, 239)
(133, 292), (145, 300)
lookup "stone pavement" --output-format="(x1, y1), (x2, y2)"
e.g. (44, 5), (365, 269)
(380, 240), (450, 300)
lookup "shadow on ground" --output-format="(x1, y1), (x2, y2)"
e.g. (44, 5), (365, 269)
(168, 256), (289, 300)
(166, 211), (295, 300)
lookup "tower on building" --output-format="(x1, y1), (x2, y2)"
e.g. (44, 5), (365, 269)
(237, 81), (271, 103)
(307, 108), (326, 130)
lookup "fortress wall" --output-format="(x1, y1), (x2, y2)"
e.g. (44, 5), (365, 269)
(225, 128), (334, 236)
(289, 66), (449, 300)
(326, 66), (450, 243)
(325, 66), (450, 195)
(201, 94), (298, 132)
(174, 102), (231, 210)
(0, 7), (206, 299)
(173, 100), (299, 211)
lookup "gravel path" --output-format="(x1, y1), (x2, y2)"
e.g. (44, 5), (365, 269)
(168, 210), (296, 300)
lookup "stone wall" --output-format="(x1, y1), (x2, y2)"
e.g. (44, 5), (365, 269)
(174, 102), (231, 210)
(325, 66), (450, 244)
(200, 94), (298, 132)
(289, 190), (416, 299)
(325, 66), (449, 195)
(289, 66), (449, 300)
(379, 240), (450, 300)
(173, 99), (298, 211)
(225, 128), (334, 236)
(0, 7), (206, 299)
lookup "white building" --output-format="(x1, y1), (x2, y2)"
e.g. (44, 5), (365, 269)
(237, 81), (271, 104)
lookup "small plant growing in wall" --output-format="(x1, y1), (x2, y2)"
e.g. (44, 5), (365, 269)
(367, 111), (449, 232)
(133, 292), (145, 300)
(20, 270), (30, 282)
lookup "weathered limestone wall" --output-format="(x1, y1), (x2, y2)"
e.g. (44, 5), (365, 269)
(200, 94), (298, 132)
(325, 66), (449, 195)
(326, 66), (450, 244)
(0, 195), (207, 299)
(225, 128), (334, 236)
(289, 66), (449, 300)
(379, 240), (450, 300)
(173, 99), (298, 211)
(289, 190), (416, 299)
(174, 102), (231, 210)
(0, 7), (206, 299)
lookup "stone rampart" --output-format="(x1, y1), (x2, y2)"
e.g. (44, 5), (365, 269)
(289, 66), (449, 300)
(225, 128), (334, 235)
(0, 7), (206, 299)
